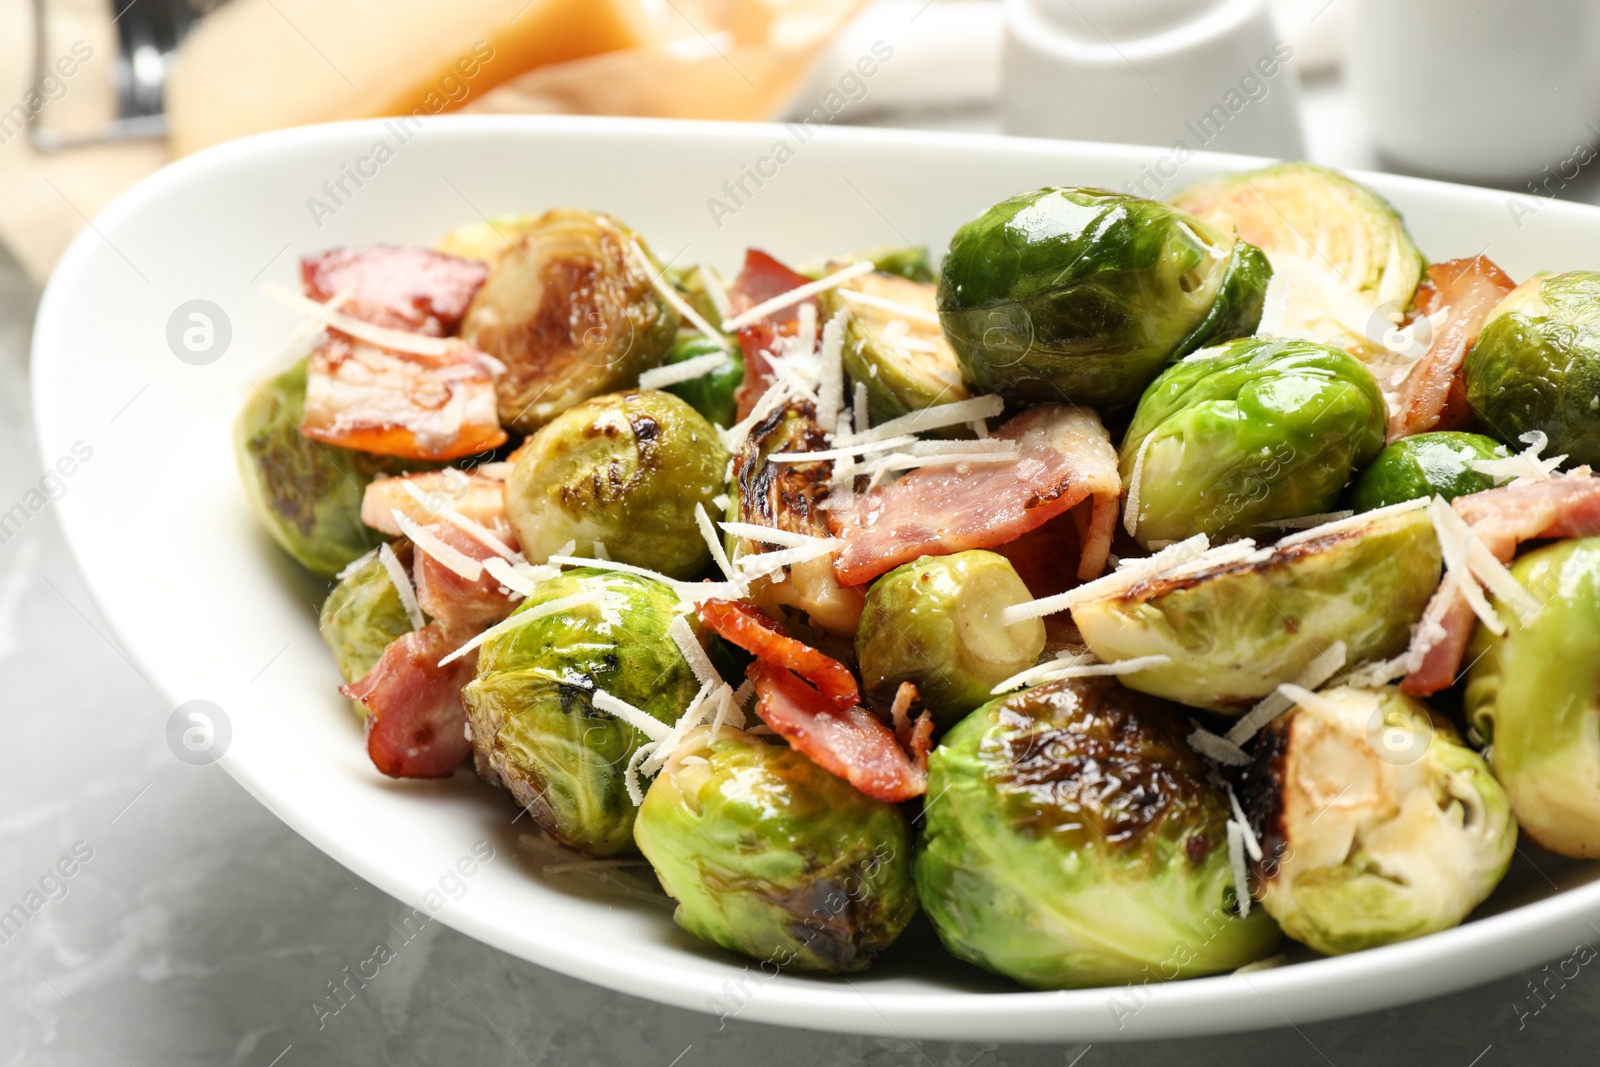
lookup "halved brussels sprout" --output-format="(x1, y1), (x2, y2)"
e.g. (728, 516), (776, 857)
(1171, 162), (1425, 359)
(661, 335), (743, 429)
(937, 187), (1271, 409)
(1240, 686), (1514, 955)
(1121, 337), (1387, 547)
(855, 551), (1045, 728)
(462, 568), (699, 856)
(234, 359), (414, 579)
(1073, 507), (1440, 712)
(460, 209), (679, 432)
(318, 544), (413, 688)
(634, 725), (917, 973)
(1465, 537), (1600, 857)
(817, 270), (970, 427)
(917, 677), (1279, 988)
(1466, 271), (1600, 468)
(1348, 432), (1510, 511)
(437, 214), (543, 264)
(505, 390), (728, 579)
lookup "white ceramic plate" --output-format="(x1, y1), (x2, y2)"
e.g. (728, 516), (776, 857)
(32, 116), (1600, 1042)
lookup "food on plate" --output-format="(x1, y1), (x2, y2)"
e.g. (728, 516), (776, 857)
(937, 187), (1271, 409)
(917, 677), (1280, 988)
(1466, 270), (1600, 468)
(1119, 337), (1386, 548)
(1239, 686), (1513, 955)
(237, 164), (1600, 987)
(634, 725), (917, 973)
(1465, 538), (1600, 857)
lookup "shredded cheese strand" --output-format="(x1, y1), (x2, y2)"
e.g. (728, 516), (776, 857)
(1124, 434), (1152, 539)
(378, 543), (424, 631)
(630, 240), (728, 348)
(624, 741), (660, 806)
(694, 502), (743, 589)
(399, 480), (517, 560)
(853, 394), (1005, 443)
(437, 589), (605, 666)
(1278, 496), (1429, 548)
(816, 308), (848, 436)
(592, 690), (673, 742)
(1002, 534), (1211, 623)
(264, 283), (478, 362)
(834, 286), (942, 326)
(638, 351), (729, 391)
(699, 264), (733, 322)
(720, 261), (874, 332)
(990, 654), (1171, 695)
(1188, 725), (1250, 767)
(1227, 821), (1252, 918)
(1427, 496), (1505, 635)
(392, 510), (483, 582)
(719, 521), (832, 549)
(1225, 640), (1348, 746)
(669, 614), (721, 690)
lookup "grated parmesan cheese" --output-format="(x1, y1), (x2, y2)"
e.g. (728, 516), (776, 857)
(437, 589), (605, 666)
(669, 614), (721, 690)
(1468, 430), (1565, 486)
(547, 554), (743, 601)
(767, 434), (918, 464)
(624, 741), (661, 806)
(734, 538), (841, 579)
(834, 286), (942, 326)
(264, 283), (494, 366)
(719, 521), (832, 549)
(815, 308), (848, 436)
(699, 264), (734, 323)
(1124, 434), (1153, 538)
(853, 394), (1005, 443)
(399, 480), (517, 560)
(392, 510), (483, 582)
(336, 546), (379, 581)
(1226, 821), (1251, 917)
(637, 351), (729, 391)
(1227, 785), (1263, 862)
(694, 503), (743, 590)
(1256, 510), (1355, 531)
(1224, 640), (1348, 746)
(990, 653), (1171, 695)
(853, 381), (870, 438)
(630, 240), (728, 348)
(720, 261), (874, 332)
(378, 543), (424, 630)
(592, 689), (672, 743)
(1277, 496), (1428, 548)
(1188, 725), (1250, 767)
(1002, 534), (1212, 623)
(1427, 496), (1505, 635)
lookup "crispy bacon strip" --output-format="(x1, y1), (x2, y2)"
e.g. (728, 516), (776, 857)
(698, 598), (859, 710)
(302, 246), (488, 336)
(730, 250), (814, 421)
(361, 471), (513, 542)
(411, 522), (520, 637)
(827, 404), (1121, 586)
(301, 334), (507, 461)
(343, 623), (474, 778)
(1388, 256), (1515, 443)
(750, 661), (929, 802)
(1403, 475), (1600, 694)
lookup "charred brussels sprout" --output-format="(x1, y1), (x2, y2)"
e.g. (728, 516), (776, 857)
(462, 568), (698, 855)
(505, 390), (728, 579)
(460, 209), (679, 432)
(1466, 271), (1600, 467)
(818, 270), (970, 427)
(917, 677), (1279, 988)
(1073, 507), (1440, 712)
(937, 187), (1270, 408)
(661, 335), (743, 428)
(855, 551), (1045, 727)
(1348, 432), (1509, 511)
(1172, 162), (1425, 359)
(1465, 537), (1600, 857)
(1241, 686), (1513, 955)
(1121, 337), (1386, 547)
(437, 214), (542, 264)
(234, 359), (412, 578)
(318, 546), (413, 688)
(634, 726), (917, 973)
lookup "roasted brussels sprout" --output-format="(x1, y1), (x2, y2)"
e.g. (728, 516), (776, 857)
(437, 214), (542, 264)
(1120, 337), (1387, 547)
(634, 726), (917, 973)
(505, 390), (728, 579)
(234, 359), (414, 579)
(1073, 507), (1440, 712)
(937, 187), (1271, 408)
(1241, 686), (1514, 955)
(1465, 537), (1600, 857)
(802, 246), (935, 284)
(917, 677), (1279, 988)
(1348, 432), (1510, 511)
(855, 551), (1045, 727)
(661, 335), (743, 428)
(462, 568), (699, 856)
(318, 545), (413, 687)
(1466, 271), (1600, 468)
(460, 209), (679, 432)
(817, 270), (970, 427)
(1172, 162), (1425, 359)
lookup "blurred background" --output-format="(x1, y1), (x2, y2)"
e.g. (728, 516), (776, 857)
(5, 0), (1600, 1064)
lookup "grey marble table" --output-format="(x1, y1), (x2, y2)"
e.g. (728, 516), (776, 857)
(4, 162), (1600, 1067)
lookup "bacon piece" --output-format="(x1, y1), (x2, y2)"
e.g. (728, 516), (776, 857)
(1388, 256), (1515, 443)
(1403, 474), (1600, 695)
(361, 471), (513, 542)
(730, 250), (814, 421)
(411, 522), (520, 637)
(302, 246), (488, 336)
(749, 661), (929, 802)
(343, 623), (474, 778)
(698, 598), (859, 710)
(301, 334), (507, 461)
(827, 404), (1121, 586)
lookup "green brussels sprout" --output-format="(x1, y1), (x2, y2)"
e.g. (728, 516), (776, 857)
(1466, 271), (1600, 467)
(460, 208), (679, 432)
(1120, 337), (1387, 547)
(1171, 162), (1425, 359)
(937, 187), (1271, 409)
(817, 270), (971, 428)
(1465, 537), (1600, 858)
(661, 335), (743, 428)
(855, 551), (1045, 727)
(318, 544), (413, 688)
(1073, 507), (1440, 712)
(234, 358), (415, 579)
(634, 726), (917, 973)
(505, 390), (729, 579)
(462, 568), (699, 856)
(1348, 432), (1510, 511)
(1241, 686), (1514, 955)
(802, 246), (935, 283)
(917, 677), (1279, 988)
